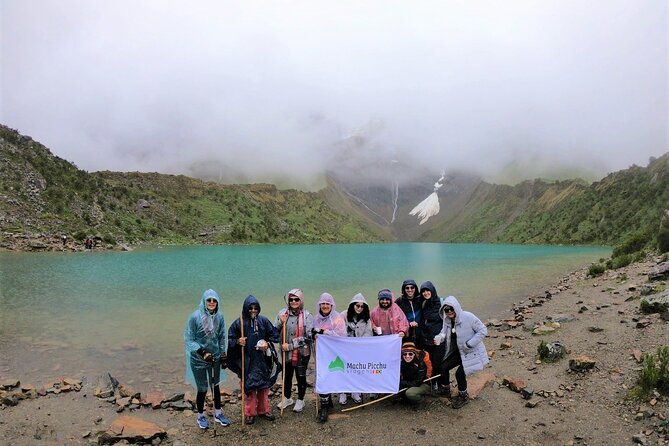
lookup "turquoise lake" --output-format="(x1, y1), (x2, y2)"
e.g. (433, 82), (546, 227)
(0, 243), (609, 390)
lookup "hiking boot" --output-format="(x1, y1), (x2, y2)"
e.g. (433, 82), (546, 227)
(318, 406), (329, 423)
(261, 413), (276, 421)
(214, 413), (231, 427)
(351, 393), (362, 404)
(197, 415), (209, 429)
(440, 385), (452, 398)
(293, 399), (305, 412)
(277, 397), (294, 410)
(245, 416), (255, 425)
(431, 381), (439, 393)
(452, 393), (469, 409)
(339, 393), (347, 405)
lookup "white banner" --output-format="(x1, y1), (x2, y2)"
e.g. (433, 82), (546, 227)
(315, 335), (401, 394)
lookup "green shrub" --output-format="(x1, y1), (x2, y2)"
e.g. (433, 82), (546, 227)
(610, 254), (632, 269)
(612, 232), (649, 257)
(102, 233), (116, 245)
(587, 263), (607, 277)
(73, 230), (87, 241)
(640, 299), (669, 314)
(658, 228), (669, 253)
(637, 346), (669, 397)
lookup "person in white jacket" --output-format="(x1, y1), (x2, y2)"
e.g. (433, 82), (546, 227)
(434, 295), (489, 409)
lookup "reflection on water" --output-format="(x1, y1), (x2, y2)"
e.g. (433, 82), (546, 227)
(0, 243), (609, 391)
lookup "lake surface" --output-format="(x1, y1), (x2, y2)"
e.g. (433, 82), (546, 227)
(0, 243), (609, 391)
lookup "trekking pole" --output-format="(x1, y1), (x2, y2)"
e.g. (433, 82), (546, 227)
(340, 374), (442, 413)
(281, 311), (287, 417)
(240, 312), (246, 427)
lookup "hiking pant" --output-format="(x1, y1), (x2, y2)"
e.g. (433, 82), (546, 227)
(196, 386), (221, 413)
(283, 356), (309, 400)
(423, 343), (445, 379)
(440, 353), (466, 391)
(244, 387), (270, 417)
(405, 384), (430, 402)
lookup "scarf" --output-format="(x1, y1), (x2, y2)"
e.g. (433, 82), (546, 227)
(291, 309), (304, 366)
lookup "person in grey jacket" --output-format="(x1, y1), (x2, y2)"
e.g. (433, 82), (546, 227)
(340, 293), (373, 404)
(434, 295), (489, 409)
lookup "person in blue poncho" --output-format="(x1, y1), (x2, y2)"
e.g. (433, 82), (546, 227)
(227, 295), (281, 425)
(184, 289), (231, 429)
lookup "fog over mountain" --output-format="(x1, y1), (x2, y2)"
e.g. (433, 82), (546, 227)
(2, 1), (667, 189)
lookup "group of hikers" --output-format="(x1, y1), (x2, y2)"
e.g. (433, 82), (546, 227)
(183, 280), (489, 429)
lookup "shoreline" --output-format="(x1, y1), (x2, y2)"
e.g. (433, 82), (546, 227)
(1, 256), (667, 445)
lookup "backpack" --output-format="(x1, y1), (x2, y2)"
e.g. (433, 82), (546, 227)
(420, 350), (433, 378)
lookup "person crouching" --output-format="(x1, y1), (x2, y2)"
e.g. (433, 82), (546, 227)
(398, 342), (430, 406)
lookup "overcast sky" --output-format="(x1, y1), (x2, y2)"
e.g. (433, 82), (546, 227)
(1, 1), (667, 188)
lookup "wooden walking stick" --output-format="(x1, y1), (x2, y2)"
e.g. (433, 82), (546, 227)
(340, 374), (442, 413)
(281, 313), (287, 416)
(240, 312), (245, 426)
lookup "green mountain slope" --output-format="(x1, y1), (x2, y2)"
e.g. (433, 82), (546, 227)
(0, 125), (384, 249)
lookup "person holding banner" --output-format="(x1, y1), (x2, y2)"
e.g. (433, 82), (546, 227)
(418, 281), (447, 394)
(227, 295), (281, 425)
(398, 342), (431, 406)
(184, 289), (231, 429)
(371, 288), (409, 337)
(275, 288), (313, 413)
(395, 279), (422, 343)
(434, 295), (489, 409)
(312, 292), (346, 422)
(341, 293), (373, 405)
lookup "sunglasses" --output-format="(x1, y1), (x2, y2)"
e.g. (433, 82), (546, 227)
(402, 352), (415, 357)
(249, 306), (259, 311)
(444, 307), (455, 312)
(206, 298), (217, 303)
(288, 297), (300, 302)
(405, 286), (415, 290)
(354, 304), (364, 309)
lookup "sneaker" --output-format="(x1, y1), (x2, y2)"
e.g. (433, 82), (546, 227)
(339, 393), (347, 405)
(261, 413), (276, 421)
(368, 393), (378, 400)
(214, 413), (231, 427)
(431, 381), (439, 393)
(197, 415), (209, 429)
(452, 394), (469, 409)
(245, 416), (255, 425)
(440, 385), (453, 398)
(277, 397), (294, 410)
(293, 399), (305, 412)
(351, 393), (362, 404)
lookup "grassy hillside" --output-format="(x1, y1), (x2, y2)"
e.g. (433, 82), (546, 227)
(0, 125), (384, 248)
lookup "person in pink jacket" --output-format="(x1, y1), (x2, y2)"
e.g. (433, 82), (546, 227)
(370, 288), (409, 337)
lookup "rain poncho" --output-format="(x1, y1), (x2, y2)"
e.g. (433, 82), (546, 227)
(184, 289), (227, 391)
(435, 296), (489, 376)
(344, 293), (373, 337)
(274, 289), (314, 362)
(313, 292), (346, 337)
(371, 289), (409, 336)
(227, 295), (281, 394)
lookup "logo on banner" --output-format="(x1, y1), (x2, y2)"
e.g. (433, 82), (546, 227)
(326, 356), (387, 375)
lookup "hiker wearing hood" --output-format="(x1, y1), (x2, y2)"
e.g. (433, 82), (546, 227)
(418, 281), (447, 393)
(341, 293), (373, 405)
(228, 295), (281, 425)
(395, 279), (422, 342)
(371, 288), (409, 337)
(312, 292), (346, 422)
(184, 289), (231, 429)
(275, 288), (314, 413)
(434, 295), (489, 409)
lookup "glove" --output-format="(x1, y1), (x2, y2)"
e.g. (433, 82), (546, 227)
(220, 352), (228, 370)
(197, 348), (214, 363)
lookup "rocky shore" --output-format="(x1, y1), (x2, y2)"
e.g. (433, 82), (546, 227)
(1, 257), (668, 445)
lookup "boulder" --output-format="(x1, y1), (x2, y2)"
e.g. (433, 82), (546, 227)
(569, 355), (596, 372)
(532, 325), (556, 336)
(142, 391), (165, 409)
(0, 379), (20, 390)
(640, 291), (669, 314)
(94, 373), (118, 399)
(502, 376), (527, 392)
(118, 384), (140, 399)
(98, 416), (166, 444)
(463, 372), (496, 398)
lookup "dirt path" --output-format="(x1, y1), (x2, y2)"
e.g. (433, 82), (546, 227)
(1, 258), (667, 446)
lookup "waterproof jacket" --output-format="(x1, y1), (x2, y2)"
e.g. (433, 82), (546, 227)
(418, 281), (444, 346)
(274, 290), (314, 355)
(371, 292), (409, 336)
(344, 293), (373, 337)
(313, 292), (346, 337)
(395, 279), (422, 342)
(435, 296), (489, 375)
(400, 353), (428, 388)
(228, 295), (281, 394)
(184, 289), (227, 389)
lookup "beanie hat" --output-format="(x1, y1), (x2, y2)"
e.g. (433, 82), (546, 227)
(378, 288), (393, 300)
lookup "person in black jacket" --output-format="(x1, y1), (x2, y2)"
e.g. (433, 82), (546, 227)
(394, 279), (421, 343)
(398, 342), (429, 405)
(228, 295), (281, 425)
(418, 281), (447, 393)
